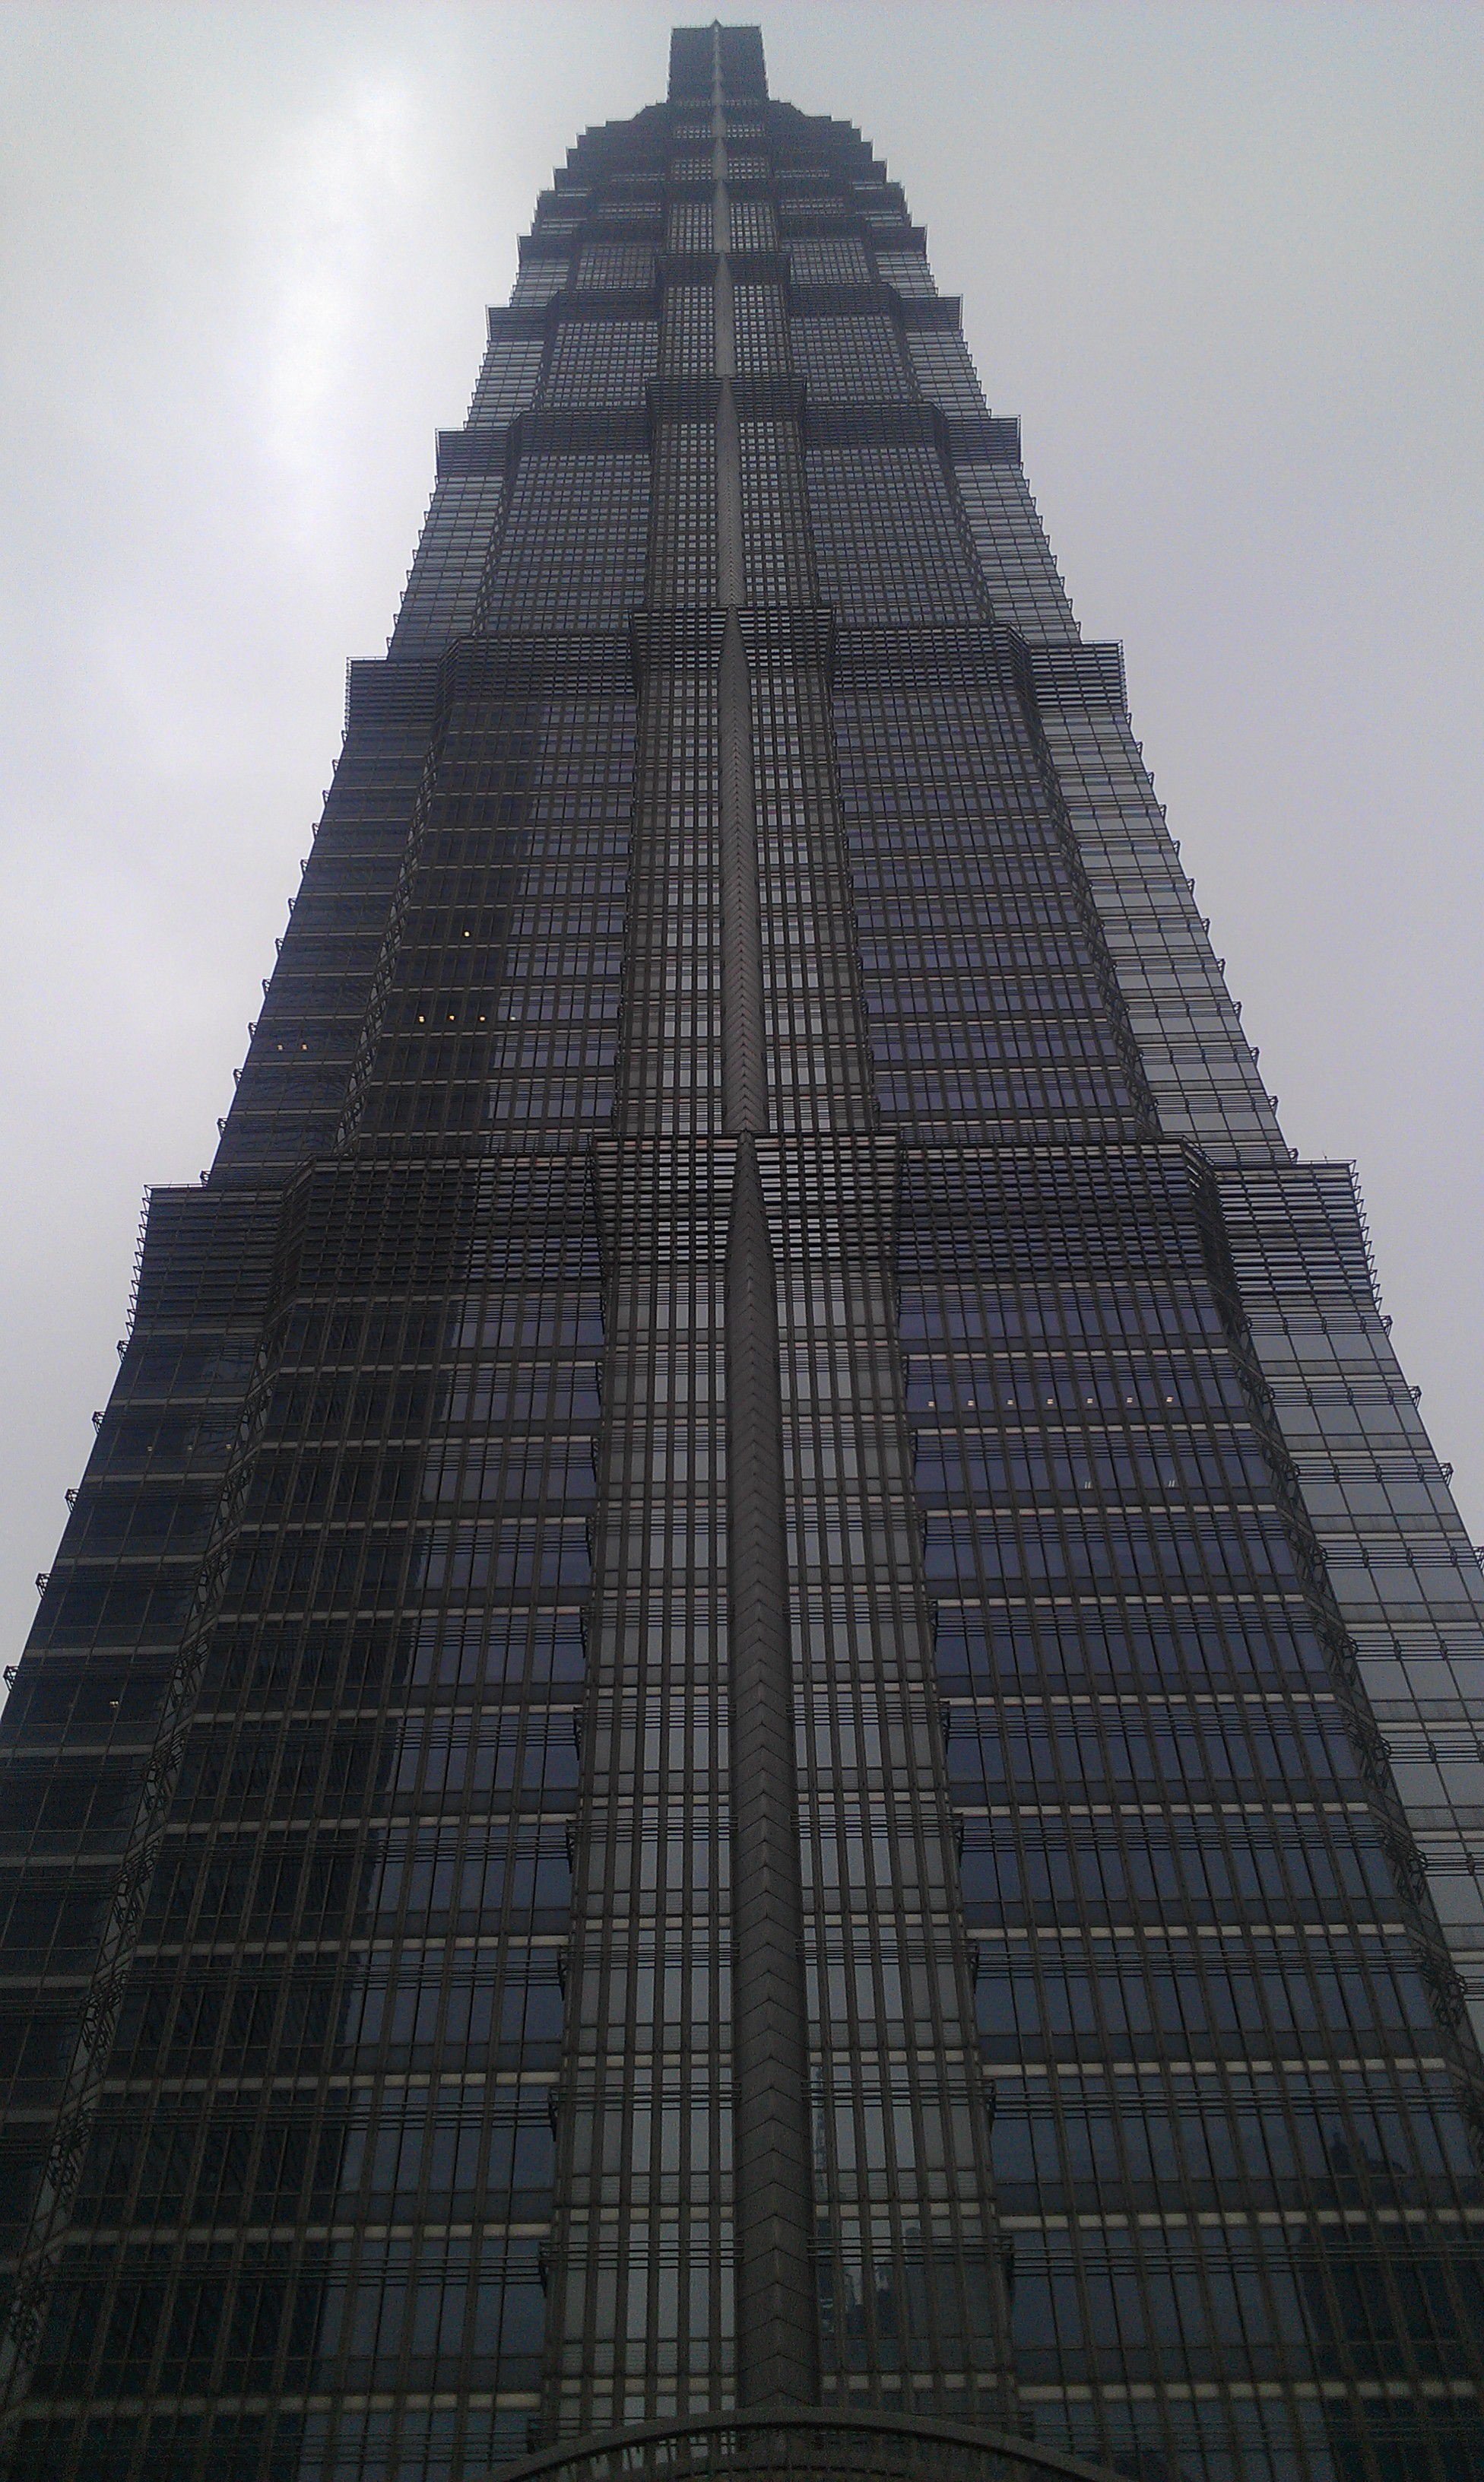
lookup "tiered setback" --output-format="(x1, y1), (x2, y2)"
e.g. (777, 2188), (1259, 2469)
(2, 21), (1482, 2482)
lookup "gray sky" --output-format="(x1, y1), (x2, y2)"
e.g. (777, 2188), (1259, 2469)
(2, 1), (1482, 1671)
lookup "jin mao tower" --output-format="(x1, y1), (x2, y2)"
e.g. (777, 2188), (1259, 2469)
(2, 25), (1483, 2482)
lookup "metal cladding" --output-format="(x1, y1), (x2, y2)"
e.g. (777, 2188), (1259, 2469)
(2, 21), (1483, 2482)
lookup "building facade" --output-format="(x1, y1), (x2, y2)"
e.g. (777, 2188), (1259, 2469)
(2, 22), (1483, 2482)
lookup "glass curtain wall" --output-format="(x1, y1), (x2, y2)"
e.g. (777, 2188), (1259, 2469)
(2, 24), (1482, 2482)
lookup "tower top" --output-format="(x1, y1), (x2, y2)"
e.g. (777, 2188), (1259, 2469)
(668, 23), (767, 105)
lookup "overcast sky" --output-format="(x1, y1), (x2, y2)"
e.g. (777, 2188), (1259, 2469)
(2, 1), (1482, 1671)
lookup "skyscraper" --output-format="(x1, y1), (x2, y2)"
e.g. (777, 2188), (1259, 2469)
(2, 17), (1482, 2480)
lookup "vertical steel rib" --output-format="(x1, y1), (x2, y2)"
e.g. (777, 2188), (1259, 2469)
(713, 90), (766, 1138)
(714, 29), (817, 2409)
(725, 1132), (818, 2406)
(718, 606), (768, 1141)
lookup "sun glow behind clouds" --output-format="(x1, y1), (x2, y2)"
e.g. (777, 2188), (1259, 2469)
(255, 76), (423, 528)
